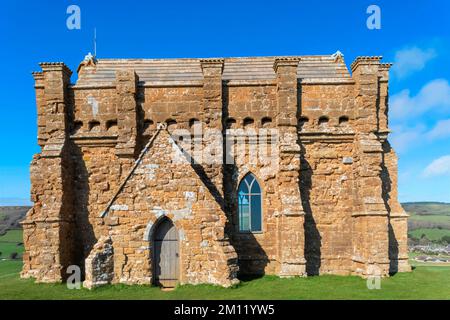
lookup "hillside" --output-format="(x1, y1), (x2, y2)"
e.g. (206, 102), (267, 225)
(0, 207), (28, 260)
(0, 206), (29, 235)
(402, 202), (450, 216)
(402, 202), (450, 244)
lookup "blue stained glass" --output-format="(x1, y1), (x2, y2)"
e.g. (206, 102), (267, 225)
(244, 174), (254, 187)
(239, 194), (250, 231)
(251, 180), (261, 193)
(239, 181), (249, 194)
(238, 173), (262, 232)
(250, 195), (262, 231)
(240, 196), (249, 205)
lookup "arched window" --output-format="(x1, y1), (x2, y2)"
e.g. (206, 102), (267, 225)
(238, 173), (262, 232)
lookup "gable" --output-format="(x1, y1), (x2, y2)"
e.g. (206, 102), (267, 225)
(101, 128), (224, 219)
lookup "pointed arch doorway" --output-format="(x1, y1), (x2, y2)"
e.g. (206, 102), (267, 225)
(152, 218), (179, 287)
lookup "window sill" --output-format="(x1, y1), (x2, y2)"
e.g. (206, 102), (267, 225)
(237, 231), (264, 235)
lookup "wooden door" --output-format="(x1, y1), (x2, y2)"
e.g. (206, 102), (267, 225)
(153, 219), (179, 287)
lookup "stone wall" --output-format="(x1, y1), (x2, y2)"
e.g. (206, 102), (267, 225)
(382, 141), (411, 273)
(225, 131), (280, 275)
(21, 63), (77, 283)
(224, 83), (279, 275)
(83, 236), (114, 289)
(71, 146), (118, 270)
(101, 129), (238, 286)
(300, 141), (355, 275)
(298, 80), (364, 275)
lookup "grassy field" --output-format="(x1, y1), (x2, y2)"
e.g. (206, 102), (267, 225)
(409, 214), (450, 224)
(0, 229), (23, 242)
(0, 260), (449, 300)
(0, 229), (24, 259)
(409, 228), (450, 241)
(0, 242), (23, 259)
(403, 202), (450, 242)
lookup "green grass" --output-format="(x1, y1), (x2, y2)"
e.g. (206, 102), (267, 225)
(409, 228), (450, 241)
(0, 229), (24, 259)
(0, 242), (23, 258)
(0, 229), (23, 242)
(409, 214), (450, 224)
(402, 202), (450, 242)
(0, 260), (449, 300)
(0, 211), (449, 299)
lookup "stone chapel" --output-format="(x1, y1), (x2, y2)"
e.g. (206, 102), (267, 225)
(21, 53), (410, 288)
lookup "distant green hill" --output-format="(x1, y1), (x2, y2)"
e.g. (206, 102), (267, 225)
(0, 207), (28, 260)
(402, 202), (450, 216)
(402, 202), (450, 244)
(0, 206), (29, 235)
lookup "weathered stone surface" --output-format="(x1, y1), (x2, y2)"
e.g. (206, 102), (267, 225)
(22, 54), (410, 288)
(83, 236), (114, 289)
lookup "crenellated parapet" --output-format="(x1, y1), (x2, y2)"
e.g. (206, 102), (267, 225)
(33, 63), (72, 154)
(351, 56), (383, 134)
(378, 63), (393, 134)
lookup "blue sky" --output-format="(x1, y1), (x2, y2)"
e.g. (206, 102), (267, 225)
(0, 0), (449, 205)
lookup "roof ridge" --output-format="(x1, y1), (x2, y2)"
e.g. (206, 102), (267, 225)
(96, 54), (341, 62)
(74, 54), (355, 84)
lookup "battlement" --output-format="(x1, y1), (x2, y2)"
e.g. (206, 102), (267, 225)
(31, 53), (392, 149)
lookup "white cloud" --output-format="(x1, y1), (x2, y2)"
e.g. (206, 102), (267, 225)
(392, 47), (436, 79)
(426, 119), (450, 140)
(390, 79), (450, 121)
(392, 118), (450, 153)
(390, 124), (426, 153)
(423, 155), (450, 177)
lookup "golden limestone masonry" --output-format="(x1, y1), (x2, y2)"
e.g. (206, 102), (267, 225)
(21, 52), (411, 288)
